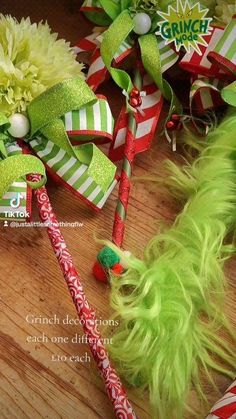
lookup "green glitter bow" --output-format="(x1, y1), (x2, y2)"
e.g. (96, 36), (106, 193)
(82, 0), (181, 116)
(0, 76), (116, 212)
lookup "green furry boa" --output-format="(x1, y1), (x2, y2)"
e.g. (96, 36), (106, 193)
(108, 113), (236, 418)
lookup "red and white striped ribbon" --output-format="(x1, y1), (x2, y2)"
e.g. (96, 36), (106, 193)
(190, 76), (225, 113)
(76, 32), (133, 91)
(74, 32), (99, 54)
(179, 26), (225, 78)
(109, 74), (163, 161)
(87, 47), (108, 90)
(206, 380), (236, 419)
(87, 42), (133, 90)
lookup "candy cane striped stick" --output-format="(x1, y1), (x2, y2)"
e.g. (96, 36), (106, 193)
(112, 66), (142, 247)
(29, 174), (136, 419)
(206, 380), (236, 419)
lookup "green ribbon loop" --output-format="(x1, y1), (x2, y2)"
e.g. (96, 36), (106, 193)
(139, 34), (182, 117)
(0, 154), (46, 199)
(100, 0), (121, 20)
(221, 81), (236, 106)
(101, 10), (134, 94)
(73, 143), (115, 192)
(27, 77), (97, 157)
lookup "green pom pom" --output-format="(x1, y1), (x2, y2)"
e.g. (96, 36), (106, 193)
(97, 246), (120, 268)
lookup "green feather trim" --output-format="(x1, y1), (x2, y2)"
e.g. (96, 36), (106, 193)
(108, 112), (236, 418)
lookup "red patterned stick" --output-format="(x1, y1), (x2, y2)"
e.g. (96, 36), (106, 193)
(206, 380), (236, 418)
(112, 66), (142, 247)
(29, 174), (136, 419)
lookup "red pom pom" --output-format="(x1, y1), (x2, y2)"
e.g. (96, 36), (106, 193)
(111, 263), (124, 275)
(92, 261), (108, 283)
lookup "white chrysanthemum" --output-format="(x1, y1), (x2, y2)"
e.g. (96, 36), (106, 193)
(0, 15), (84, 116)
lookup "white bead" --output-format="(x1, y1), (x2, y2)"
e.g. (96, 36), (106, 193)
(8, 113), (30, 138)
(133, 13), (152, 35)
(120, 251), (132, 270)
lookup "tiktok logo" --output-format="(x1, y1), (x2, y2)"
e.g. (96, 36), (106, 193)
(10, 193), (24, 209)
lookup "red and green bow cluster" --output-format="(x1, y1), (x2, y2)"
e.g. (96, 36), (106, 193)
(77, 1), (236, 155)
(77, 0), (236, 276)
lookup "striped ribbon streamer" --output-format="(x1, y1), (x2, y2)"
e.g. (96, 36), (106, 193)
(62, 95), (114, 140)
(74, 33), (99, 54)
(208, 15), (236, 76)
(87, 42), (133, 90)
(0, 142), (32, 221)
(86, 47), (109, 90)
(108, 36), (178, 160)
(179, 26), (225, 78)
(30, 137), (117, 211)
(190, 76), (225, 113)
(206, 380), (236, 419)
(76, 32), (133, 91)
(179, 19), (236, 114)
(157, 37), (180, 73)
(76, 27), (179, 93)
(76, 33), (178, 159)
(109, 74), (163, 161)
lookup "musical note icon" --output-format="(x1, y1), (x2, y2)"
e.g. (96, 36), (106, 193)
(10, 193), (24, 209)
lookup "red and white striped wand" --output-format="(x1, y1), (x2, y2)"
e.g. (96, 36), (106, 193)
(206, 380), (236, 419)
(29, 174), (136, 419)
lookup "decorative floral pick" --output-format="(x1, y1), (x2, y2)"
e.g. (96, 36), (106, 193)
(0, 14), (136, 418)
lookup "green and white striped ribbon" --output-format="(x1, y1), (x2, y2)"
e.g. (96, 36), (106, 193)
(0, 142), (29, 221)
(29, 137), (117, 210)
(114, 38), (133, 61)
(157, 37), (179, 73)
(62, 97), (113, 138)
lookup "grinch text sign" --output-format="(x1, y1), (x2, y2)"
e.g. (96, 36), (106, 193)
(157, 0), (212, 54)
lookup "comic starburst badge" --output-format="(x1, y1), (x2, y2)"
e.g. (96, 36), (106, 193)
(157, 0), (212, 55)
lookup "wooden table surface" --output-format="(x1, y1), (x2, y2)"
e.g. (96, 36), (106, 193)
(0, 1), (235, 418)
